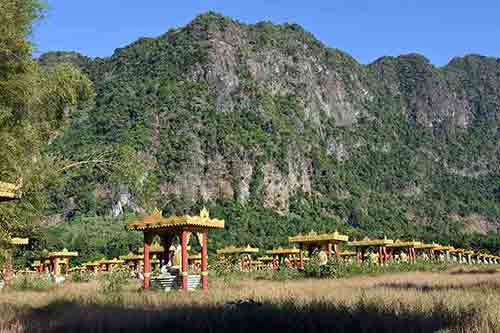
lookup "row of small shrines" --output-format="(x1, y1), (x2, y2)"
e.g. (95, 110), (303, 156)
(10, 228), (500, 291)
(2, 182), (500, 292)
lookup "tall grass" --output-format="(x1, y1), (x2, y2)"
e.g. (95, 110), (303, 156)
(1, 268), (499, 332)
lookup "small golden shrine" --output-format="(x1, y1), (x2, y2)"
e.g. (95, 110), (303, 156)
(119, 252), (144, 271)
(127, 207), (224, 290)
(289, 230), (349, 269)
(266, 247), (301, 269)
(347, 237), (394, 265)
(386, 240), (422, 262)
(100, 258), (125, 272)
(84, 261), (101, 272)
(217, 245), (259, 272)
(3, 237), (29, 283)
(0, 181), (21, 202)
(47, 249), (78, 276)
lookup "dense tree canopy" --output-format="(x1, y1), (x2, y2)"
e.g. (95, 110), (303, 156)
(0, 0), (93, 261)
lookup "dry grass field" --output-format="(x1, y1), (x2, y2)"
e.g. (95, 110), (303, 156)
(1, 267), (500, 333)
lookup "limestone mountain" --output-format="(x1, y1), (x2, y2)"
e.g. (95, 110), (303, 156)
(39, 12), (500, 247)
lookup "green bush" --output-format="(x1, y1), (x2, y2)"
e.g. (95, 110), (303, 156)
(70, 271), (94, 283)
(303, 254), (337, 279)
(9, 274), (54, 291)
(99, 271), (131, 294)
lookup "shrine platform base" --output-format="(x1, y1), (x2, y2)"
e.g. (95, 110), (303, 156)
(151, 267), (201, 291)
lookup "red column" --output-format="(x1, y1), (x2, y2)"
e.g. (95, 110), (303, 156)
(4, 250), (13, 284)
(54, 257), (59, 275)
(65, 258), (69, 275)
(334, 242), (340, 258)
(143, 232), (153, 289)
(299, 245), (304, 270)
(201, 230), (208, 290)
(181, 231), (189, 289)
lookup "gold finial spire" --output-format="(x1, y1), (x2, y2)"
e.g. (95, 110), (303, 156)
(200, 207), (209, 219)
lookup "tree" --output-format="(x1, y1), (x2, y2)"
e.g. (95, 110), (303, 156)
(0, 0), (94, 263)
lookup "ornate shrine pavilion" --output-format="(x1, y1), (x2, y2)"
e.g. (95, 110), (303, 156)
(217, 245), (259, 271)
(386, 240), (422, 263)
(347, 238), (394, 265)
(289, 230), (349, 269)
(47, 249), (78, 276)
(127, 208), (224, 290)
(266, 247), (300, 269)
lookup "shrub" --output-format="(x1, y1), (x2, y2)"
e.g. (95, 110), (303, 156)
(70, 271), (94, 283)
(303, 254), (336, 278)
(9, 274), (53, 291)
(99, 271), (131, 294)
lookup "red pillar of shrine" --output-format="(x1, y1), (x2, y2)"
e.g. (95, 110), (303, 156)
(201, 230), (208, 290)
(334, 242), (340, 258)
(65, 258), (69, 275)
(299, 244), (304, 270)
(4, 250), (13, 284)
(143, 232), (153, 289)
(54, 257), (59, 275)
(181, 231), (189, 289)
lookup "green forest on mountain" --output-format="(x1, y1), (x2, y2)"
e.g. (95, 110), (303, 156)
(1, 3), (499, 266)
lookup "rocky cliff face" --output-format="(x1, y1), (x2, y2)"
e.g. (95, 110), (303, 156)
(40, 13), (499, 231)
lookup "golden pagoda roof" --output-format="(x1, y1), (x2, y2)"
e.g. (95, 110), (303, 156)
(415, 243), (439, 250)
(449, 248), (465, 253)
(100, 258), (125, 264)
(266, 247), (300, 255)
(48, 248), (78, 257)
(10, 237), (29, 245)
(338, 251), (357, 257)
(347, 237), (394, 247)
(119, 252), (144, 261)
(127, 207), (224, 231)
(0, 181), (21, 202)
(289, 230), (349, 244)
(433, 245), (454, 251)
(386, 240), (422, 248)
(217, 245), (259, 255)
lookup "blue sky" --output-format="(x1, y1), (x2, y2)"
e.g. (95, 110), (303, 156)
(33, 0), (500, 65)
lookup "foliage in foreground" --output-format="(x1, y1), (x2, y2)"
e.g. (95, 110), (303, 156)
(3, 270), (500, 332)
(98, 270), (133, 294)
(9, 274), (53, 291)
